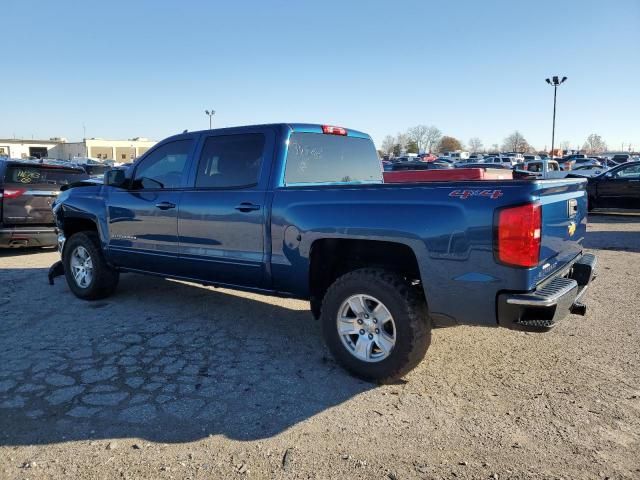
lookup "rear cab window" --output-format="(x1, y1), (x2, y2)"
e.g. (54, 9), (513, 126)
(4, 164), (88, 187)
(284, 132), (382, 185)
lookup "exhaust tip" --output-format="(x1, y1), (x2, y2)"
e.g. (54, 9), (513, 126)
(570, 302), (587, 316)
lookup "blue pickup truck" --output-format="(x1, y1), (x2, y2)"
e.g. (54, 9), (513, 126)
(49, 123), (597, 382)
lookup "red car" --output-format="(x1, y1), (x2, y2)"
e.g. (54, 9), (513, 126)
(419, 153), (438, 162)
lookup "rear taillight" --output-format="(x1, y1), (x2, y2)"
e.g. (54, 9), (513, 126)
(496, 203), (541, 268)
(1, 188), (26, 199)
(321, 125), (347, 136)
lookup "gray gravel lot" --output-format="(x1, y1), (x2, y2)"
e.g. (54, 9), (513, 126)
(0, 212), (639, 479)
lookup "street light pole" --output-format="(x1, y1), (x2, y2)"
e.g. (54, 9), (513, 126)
(545, 76), (567, 158)
(205, 109), (216, 130)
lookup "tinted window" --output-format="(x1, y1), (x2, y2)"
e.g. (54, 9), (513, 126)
(195, 134), (265, 189)
(133, 140), (192, 189)
(528, 163), (542, 172)
(613, 164), (640, 178)
(4, 165), (88, 186)
(285, 133), (382, 185)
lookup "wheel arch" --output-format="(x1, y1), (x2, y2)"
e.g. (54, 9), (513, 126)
(308, 238), (423, 319)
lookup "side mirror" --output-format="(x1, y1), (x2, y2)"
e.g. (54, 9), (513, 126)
(104, 168), (127, 187)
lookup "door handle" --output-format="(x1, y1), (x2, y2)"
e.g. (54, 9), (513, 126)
(235, 202), (261, 212)
(155, 201), (176, 210)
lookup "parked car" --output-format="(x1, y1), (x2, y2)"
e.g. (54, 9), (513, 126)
(436, 157), (455, 164)
(522, 159), (562, 177)
(468, 154), (484, 161)
(0, 159), (89, 248)
(483, 156), (517, 167)
(569, 165), (609, 177)
(443, 151), (470, 161)
(582, 161), (640, 210)
(49, 123), (596, 382)
(574, 158), (602, 168)
(389, 161), (452, 171)
(503, 152), (525, 162)
(455, 162), (512, 170)
(418, 153), (438, 162)
(71, 157), (112, 176)
(523, 155), (541, 162)
(611, 154), (631, 163)
(557, 158), (576, 171)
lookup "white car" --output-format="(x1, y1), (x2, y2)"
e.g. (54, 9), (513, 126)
(522, 159), (565, 178)
(484, 156), (517, 167)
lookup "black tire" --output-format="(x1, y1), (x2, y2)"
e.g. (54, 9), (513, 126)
(320, 268), (431, 383)
(63, 231), (119, 300)
(588, 196), (595, 212)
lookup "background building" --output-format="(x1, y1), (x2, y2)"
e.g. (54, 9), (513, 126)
(0, 138), (62, 159)
(0, 137), (157, 161)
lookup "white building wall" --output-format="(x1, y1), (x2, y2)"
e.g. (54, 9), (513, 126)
(49, 143), (87, 160)
(0, 141), (59, 158)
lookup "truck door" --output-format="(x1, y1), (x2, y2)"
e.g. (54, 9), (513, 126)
(106, 138), (195, 274)
(177, 129), (274, 288)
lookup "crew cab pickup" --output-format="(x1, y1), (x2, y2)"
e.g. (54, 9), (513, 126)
(49, 123), (597, 382)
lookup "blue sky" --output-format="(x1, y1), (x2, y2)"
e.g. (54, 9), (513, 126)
(2, 0), (639, 151)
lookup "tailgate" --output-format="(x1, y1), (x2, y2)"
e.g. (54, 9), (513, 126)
(534, 178), (588, 280)
(1, 164), (88, 225)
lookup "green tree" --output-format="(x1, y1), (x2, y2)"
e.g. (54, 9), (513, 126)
(406, 140), (419, 153)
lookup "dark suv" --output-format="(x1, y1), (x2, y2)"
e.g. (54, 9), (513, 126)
(0, 159), (88, 248)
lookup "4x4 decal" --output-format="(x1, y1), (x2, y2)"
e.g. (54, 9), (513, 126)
(449, 189), (503, 200)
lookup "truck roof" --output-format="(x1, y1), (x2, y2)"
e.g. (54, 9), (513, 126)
(170, 123), (372, 141)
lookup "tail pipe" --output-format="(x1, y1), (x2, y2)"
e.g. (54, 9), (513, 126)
(570, 301), (587, 316)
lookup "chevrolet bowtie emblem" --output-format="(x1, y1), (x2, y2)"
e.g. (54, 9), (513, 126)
(568, 221), (576, 236)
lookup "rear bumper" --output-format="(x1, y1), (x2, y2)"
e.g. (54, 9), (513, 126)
(497, 253), (597, 331)
(0, 227), (57, 248)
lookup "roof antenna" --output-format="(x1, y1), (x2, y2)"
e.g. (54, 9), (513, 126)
(183, 129), (188, 133)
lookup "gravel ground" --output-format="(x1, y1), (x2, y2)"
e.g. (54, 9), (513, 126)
(0, 212), (639, 480)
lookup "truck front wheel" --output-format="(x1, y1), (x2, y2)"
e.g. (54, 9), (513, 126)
(320, 268), (431, 383)
(63, 231), (119, 300)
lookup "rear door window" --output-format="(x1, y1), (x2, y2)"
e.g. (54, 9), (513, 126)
(285, 133), (382, 185)
(195, 134), (265, 189)
(4, 165), (88, 186)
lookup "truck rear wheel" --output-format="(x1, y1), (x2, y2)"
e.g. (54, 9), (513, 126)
(320, 268), (431, 383)
(63, 231), (119, 300)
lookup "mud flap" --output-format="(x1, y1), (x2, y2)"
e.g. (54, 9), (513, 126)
(48, 261), (64, 285)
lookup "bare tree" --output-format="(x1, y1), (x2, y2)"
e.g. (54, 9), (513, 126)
(381, 135), (396, 155)
(396, 132), (409, 153)
(491, 143), (499, 152)
(560, 140), (571, 152)
(502, 131), (529, 153)
(468, 137), (483, 152)
(583, 133), (607, 154)
(407, 125), (428, 153)
(423, 126), (442, 153)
